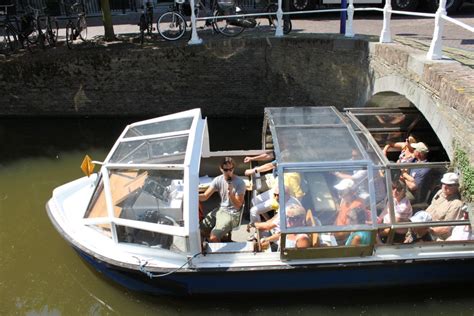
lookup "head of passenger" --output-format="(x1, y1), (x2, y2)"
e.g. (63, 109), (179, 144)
(220, 157), (235, 179)
(286, 204), (306, 228)
(410, 211), (432, 237)
(351, 149), (362, 161)
(392, 180), (407, 201)
(347, 206), (367, 225)
(407, 135), (417, 144)
(411, 142), (429, 161)
(334, 179), (356, 200)
(440, 172), (460, 198)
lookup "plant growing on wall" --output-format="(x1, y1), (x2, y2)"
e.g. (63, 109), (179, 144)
(454, 145), (474, 203)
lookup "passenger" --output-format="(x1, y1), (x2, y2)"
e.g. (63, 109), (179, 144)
(383, 135), (417, 163)
(399, 142), (430, 203)
(245, 162), (304, 225)
(334, 149), (386, 205)
(246, 185), (301, 241)
(426, 172), (464, 240)
(345, 207), (373, 246)
(447, 206), (472, 241)
(404, 211), (433, 243)
(378, 180), (413, 243)
(257, 204), (311, 251)
(333, 179), (367, 244)
(199, 157), (246, 243)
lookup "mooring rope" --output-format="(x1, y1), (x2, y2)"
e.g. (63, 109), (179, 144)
(133, 252), (202, 279)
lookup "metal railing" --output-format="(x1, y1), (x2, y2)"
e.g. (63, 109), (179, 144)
(186, 0), (474, 61)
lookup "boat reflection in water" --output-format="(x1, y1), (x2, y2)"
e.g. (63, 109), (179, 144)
(46, 107), (473, 296)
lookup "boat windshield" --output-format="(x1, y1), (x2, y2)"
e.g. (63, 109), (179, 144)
(83, 109), (205, 254)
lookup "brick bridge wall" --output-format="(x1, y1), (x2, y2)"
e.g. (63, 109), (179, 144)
(0, 35), (472, 161)
(369, 43), (474, 162)
(0, 35), (371, 118)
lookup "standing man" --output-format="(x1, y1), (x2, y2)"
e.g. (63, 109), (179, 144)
(426, 172), (464, 240)
(199, 157), (246, 242)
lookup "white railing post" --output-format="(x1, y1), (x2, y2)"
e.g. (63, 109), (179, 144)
(380, 0), (392, 43)
(427, 0), (447, 60)
(188, 0), (203, 45)
(345, 0), (354, 37)
(275, 0), (284, 37)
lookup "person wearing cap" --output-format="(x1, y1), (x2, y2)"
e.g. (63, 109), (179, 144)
(333, 178), (367, 244)
(400, 142), (430, 203)
(404, 211), (433, 243)
(425, 172), (463, 240)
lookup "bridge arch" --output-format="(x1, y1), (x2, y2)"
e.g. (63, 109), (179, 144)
(372, 74), (455, 160)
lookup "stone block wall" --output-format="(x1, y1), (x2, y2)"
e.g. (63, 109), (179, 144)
(0, 35), (371, 118)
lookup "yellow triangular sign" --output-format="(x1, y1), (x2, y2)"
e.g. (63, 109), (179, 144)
(80, 155), (95, 177)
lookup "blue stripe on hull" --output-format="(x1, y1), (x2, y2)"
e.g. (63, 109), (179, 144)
(75, 249), (474, 296)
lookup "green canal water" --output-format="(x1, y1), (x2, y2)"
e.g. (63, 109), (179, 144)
(1, 117), (474, 315)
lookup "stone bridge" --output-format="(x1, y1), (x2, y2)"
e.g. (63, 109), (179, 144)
(0, 34), (472, 161)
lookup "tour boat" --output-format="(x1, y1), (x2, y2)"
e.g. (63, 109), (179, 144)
(46, 107), (473, 296)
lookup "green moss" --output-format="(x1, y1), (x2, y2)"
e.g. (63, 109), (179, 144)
(454, 146), (474, 202)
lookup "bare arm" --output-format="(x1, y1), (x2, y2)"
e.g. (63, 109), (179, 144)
(227, 182), (245, 209)
(401, 170), (417, 192)
(199, 186), (215, 202)
(244, 162), (275, 176)
(244, 152), (274, 163)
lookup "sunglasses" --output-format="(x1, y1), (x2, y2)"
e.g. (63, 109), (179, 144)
(222, 168), (234, 172)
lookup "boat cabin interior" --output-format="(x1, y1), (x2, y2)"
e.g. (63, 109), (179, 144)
(79, 107), (470, 263)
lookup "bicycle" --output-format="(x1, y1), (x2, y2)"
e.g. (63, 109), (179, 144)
(65, 1), (88, 49)
(156, 0), (187, 41)
(212, 0), (257, 37)
(0, 4), (19, 53)
(38, 6), (59, 47)
(138, 0), (154, 45)
(24, 4), (46, 49)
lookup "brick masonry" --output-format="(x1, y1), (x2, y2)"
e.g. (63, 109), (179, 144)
(0, 34), (472, 163)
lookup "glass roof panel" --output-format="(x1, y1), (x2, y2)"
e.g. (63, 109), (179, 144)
(274, 126), (362, 163)
(124, 117), (194, 138)
(110, 135), (188, 164)
(269, 107), (344, 126)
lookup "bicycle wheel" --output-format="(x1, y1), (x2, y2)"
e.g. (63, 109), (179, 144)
(157, 11), (186, 41)
(212, 10), (244, 37)
(77, 16), (87, 41)
(46, 18), (59, 46)
(65, 20), (74, 49)
(25, 19), (40, 45)
(266, 4), (292, 34)
(1, 24), (19, 53)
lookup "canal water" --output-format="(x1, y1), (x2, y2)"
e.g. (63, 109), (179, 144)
(1, 117), (473, 315)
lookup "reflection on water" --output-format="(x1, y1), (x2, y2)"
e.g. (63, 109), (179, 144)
(1, 117), (473, 315)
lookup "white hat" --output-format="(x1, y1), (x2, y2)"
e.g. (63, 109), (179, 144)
(334, 179), (355, 191)
(441, 172), (459, 185)
(411, 142), (429, 154)
(410, 211), (432, 223)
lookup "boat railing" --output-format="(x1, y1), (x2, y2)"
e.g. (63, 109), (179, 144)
(187, 0), (473, 61)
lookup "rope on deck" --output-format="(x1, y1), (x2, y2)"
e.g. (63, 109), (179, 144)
(133, 252), (202, 279)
